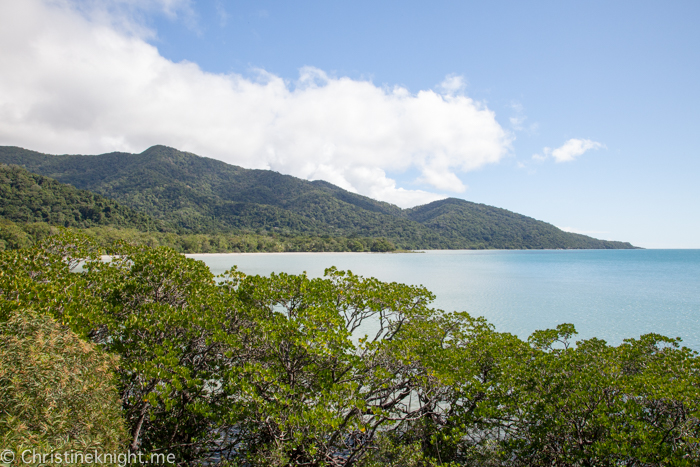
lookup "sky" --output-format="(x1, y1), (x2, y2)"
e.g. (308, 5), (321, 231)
(1, 0), (699, 248)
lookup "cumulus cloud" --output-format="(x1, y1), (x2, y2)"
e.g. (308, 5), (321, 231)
(533, 138), (604, 163)
(0, 0), (512, 208)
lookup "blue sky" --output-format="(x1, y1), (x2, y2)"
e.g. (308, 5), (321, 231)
(1, 1), (699, 247)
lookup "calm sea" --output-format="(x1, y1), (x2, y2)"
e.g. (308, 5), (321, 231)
(189, 250), (700, 350)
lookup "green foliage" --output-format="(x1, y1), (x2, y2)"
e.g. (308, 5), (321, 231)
(0, 309), (126, 457)
(0, 145), (636, 250)
(0, 218), (35, 250)
(0, 162), (400, 253)
(77, 247), (249, 462)
(75, 227), (396, 253)
(3, 237), (695, 467)
(0, 219), (397, 253)
(406, 198), (635, 249)
(499, 331), (700, 466)
(0, 164), (172, 232)
(0, 232), (129, 463)
(228, 267), (440, 465)
(390, 323), (700, 466)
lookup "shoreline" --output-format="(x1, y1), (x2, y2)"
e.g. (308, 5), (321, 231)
(183, 248), (674, 257)
(185, 251), (421, 256)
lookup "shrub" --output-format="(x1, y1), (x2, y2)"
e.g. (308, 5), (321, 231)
(0, 307), (127, 455)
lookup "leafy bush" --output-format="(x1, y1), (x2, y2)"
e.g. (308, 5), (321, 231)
(1, 236), (697, 466)
(0, 308), (127, 455)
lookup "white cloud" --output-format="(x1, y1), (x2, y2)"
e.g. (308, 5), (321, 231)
(509, 115), (525, 131)
(214, 1), (228, 27)
(0, 0), (512, 208)
(508, 101), (539, 135)
(437, 74), (466, 96)
(533, 138), (604, 163)
(551, 138), (604, 162)
(63, 0), (197, 37)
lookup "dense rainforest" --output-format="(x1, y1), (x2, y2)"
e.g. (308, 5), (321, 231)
(1, 234), (697, 466)
(0, 145), (636, 251)
(0, 164), (396, 253)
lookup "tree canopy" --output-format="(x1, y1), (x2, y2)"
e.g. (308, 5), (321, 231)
(1, 235), (695, 466)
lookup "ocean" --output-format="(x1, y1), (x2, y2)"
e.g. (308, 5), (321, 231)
(189, 249), (700, 350)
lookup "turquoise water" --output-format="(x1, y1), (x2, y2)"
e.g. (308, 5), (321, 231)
(189, 250), (700, 350)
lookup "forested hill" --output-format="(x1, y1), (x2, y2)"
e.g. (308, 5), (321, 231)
(0, 145), (636, 250)
(0, 163), (171, 231)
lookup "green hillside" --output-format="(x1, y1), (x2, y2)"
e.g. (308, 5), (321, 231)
(406, 198), (633, 249)
(0, 164), (396, 253)
(0, 145), (636, 250)
(0, 164), (170, 231)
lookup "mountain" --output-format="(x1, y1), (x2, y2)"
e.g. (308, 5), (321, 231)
(0, 145), (636, 250)
(0, 163), (170, 231)
(405, 198), (628, 249)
